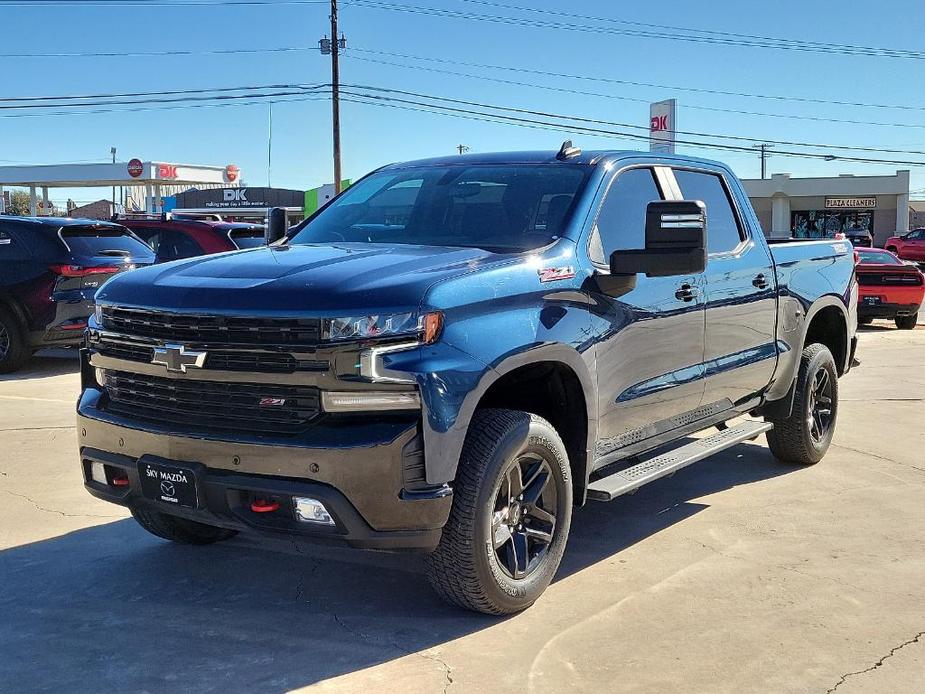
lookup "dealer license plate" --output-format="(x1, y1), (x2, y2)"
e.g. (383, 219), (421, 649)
(138, 461), (199, 508)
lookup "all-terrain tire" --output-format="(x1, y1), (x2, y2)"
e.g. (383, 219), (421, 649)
(0, 307), (30, 374)
(426, 409), (572, 615)
(895, 314), (917, 330)
(765, 343), (838, 465)
(131, 506), (238, 544)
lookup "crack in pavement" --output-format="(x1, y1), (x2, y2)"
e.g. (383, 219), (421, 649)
(331, 612), (454, 692)
(825, 630), (925, 693)
(0, 488), (123, 519)
(831, 442), (925, 474)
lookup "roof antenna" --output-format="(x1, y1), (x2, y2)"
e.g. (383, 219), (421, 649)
(556, 140), (581, 161)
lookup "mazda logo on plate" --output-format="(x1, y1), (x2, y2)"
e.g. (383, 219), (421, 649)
(160, 481), (176, 497)
(151, 343), (207, 373)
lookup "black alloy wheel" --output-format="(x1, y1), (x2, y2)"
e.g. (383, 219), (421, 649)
(807, 366), (834, 444)
(490, 452), (558, 580)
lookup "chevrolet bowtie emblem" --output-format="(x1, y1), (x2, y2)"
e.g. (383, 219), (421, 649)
(151, 344), (207, 373)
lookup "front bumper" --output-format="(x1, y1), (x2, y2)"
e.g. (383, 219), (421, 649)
(77, 389), (453, 551)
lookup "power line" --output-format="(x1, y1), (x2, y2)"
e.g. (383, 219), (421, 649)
(349, 1), (925, 61)
(0, 85), (329, 111)
(456, 0), (925, 61)
(339, 83), (925, 157)
(337, 88), (925, 166)
(0, 94), (331, 119)
(0, 83), (324, 103)
(351, 47), (925, 114)
(348, 53), (925, 131)
(0, 45), (320, 59)
(0, 0), (327, 5)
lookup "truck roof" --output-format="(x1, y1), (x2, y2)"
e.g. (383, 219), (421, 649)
(380, 149), (733, 170)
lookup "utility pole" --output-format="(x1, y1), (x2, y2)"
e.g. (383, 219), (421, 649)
(329, 0), (342, 194)
(456, 144), (470, 155)
(757, 143), (772, 179)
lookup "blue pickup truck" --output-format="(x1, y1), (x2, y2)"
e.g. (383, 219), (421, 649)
(78, 145), (857, 614)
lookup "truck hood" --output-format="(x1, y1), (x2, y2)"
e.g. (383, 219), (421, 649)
(95, 243), (505, 314)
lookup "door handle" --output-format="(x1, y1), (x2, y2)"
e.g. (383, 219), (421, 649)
(752, 273), (770, 289)
(675, 283), (700, 302)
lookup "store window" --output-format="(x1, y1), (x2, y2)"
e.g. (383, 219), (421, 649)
(791, 210), (874, 239)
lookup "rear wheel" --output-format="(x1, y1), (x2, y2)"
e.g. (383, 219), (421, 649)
(426, 409), (572, 615)
(130, 506), (238, 545)
(0, 308), (30, 374)
(895, 314), (918, 330)
(766, 343), (838, 465)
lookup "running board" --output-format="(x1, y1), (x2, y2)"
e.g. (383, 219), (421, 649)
(586, 420), (773, 502)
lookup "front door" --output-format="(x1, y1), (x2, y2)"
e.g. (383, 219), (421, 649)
(587, 166), (707, 464)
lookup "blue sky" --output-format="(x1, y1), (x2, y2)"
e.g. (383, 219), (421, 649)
(3, 0), (925, 204)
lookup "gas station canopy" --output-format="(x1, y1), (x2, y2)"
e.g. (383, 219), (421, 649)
(0, 160), (240, 215)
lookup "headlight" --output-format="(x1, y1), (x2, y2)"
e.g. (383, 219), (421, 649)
(325, 311), (442, 343)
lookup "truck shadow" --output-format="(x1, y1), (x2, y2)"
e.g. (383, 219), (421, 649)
(0, 348), (80, 382)
(0, 441), (794, 693)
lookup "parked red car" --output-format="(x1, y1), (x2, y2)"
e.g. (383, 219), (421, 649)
(855, 247), (924, 329)
(115, 214), (266, 263)
(884, 228), (925, 263)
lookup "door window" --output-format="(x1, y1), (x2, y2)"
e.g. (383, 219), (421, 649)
(589, 167), (663, 265)
(674, 170), (744, 255)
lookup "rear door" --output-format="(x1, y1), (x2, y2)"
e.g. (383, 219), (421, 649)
(588, 165), (707, 460)
(673, 168), (778, 409)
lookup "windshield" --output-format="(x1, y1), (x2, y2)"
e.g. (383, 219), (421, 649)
(288, 164), (590, 252)
(857, 249), (902, 265)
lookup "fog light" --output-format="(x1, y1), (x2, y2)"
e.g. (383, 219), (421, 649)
(293, 497), (335, 526)
(94, 367), (107, 388)
(90, 461), (107, 485)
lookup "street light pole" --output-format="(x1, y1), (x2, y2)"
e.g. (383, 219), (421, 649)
(111, 147), (117, 212)
(330, 0), (342, 194)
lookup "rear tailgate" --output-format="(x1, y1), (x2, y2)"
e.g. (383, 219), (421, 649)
(48, 224), (155, 331)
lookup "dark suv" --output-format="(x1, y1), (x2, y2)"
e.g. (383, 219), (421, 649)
(0, 216), (154, 372)
(117, 215), (266, 263)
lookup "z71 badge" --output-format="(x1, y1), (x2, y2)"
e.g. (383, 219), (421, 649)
(538, 266), (576, 282)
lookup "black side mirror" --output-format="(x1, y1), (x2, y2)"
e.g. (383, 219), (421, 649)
(610, 200), (707, 277)
(266, 207), (288, 245)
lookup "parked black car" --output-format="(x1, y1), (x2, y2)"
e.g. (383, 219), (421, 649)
(844, 228), (873, 247)
(0, 216), (154, 372)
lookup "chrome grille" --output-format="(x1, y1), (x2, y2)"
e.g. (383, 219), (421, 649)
(102, 371), (321, 436)
(93, 335), (328, 374)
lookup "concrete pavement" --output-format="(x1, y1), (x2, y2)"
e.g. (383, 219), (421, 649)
(0, 320), (923, 694)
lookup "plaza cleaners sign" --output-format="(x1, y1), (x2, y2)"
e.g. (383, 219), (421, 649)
(825, 197), (877, 209)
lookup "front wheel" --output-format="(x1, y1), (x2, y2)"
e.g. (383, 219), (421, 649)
(895, 314), (918, 330)
(0, 308), (30, 374)
(131, 506), (238, 545)
(765, 343), (838, 465)
(426, 409), (572, 615)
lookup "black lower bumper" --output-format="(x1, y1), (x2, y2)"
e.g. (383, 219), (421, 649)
(81, 447), (446, 551)
(858, 302), (920, 319)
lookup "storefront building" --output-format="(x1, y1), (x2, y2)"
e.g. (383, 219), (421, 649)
(742, 170), (910, 246)
(170, 186), (305, 224)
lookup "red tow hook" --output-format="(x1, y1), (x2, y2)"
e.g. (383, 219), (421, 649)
(111, 474), (130, 487)
(250, 499), (280, 513)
